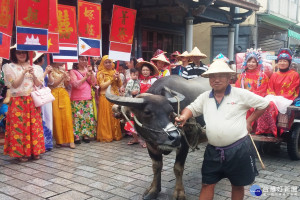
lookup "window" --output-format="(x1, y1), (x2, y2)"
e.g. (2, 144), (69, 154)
(142, 29), (183, 61)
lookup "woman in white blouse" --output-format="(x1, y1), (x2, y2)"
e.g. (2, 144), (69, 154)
(3, 48), (45, 162)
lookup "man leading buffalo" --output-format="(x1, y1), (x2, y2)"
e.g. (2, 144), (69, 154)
(175, 59), (270, 200)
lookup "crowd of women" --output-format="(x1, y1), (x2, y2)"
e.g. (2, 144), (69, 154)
(0, 45), (298, 162)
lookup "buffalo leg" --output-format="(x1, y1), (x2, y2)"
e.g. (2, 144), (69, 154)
(173, 143), (189, 200)
(143, 149), (162, 200)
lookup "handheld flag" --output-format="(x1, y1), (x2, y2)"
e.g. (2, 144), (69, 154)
(53, 43), (78, 63)
(79, 37), (101, 57)
(16, 26), (48, 51)
(0, 32), (11, 59)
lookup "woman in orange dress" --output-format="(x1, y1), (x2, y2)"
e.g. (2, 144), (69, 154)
(96, 55), (122, 142)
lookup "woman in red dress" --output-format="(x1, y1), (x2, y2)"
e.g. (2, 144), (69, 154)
(256, 48), (300, 136)
(235, 49), (269, 97)
(3, 48), (45, 162)
(125, 60), (158, 147)
(235, 49), (270, 132)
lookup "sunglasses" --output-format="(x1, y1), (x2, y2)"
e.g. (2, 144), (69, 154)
(16, 51), (27, 55)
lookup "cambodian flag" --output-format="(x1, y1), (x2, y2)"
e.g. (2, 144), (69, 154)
(78, 37), (101, 57)
(0, 32), (11, 60)
(16, 26), (48, 51)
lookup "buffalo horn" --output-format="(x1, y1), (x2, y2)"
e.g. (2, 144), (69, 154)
(164, 87), (185, 104)
(105, 85), (145, 107)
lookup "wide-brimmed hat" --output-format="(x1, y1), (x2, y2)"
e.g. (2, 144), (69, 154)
(33, 51), (44, 63)
(151, 53), (170, 65)
(171, 51), (181, 56)
(188, 47), (207, 59)
(177, 51), (189, 58)
(201, 59), (236, 78)
(136, 59), (159, 76)
(10, 44), (16, 50)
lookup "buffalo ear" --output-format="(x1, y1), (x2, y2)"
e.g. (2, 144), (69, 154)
(162, 87), (185, 104)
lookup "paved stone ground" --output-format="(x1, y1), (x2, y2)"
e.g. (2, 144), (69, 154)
(0, 137), (299, 200)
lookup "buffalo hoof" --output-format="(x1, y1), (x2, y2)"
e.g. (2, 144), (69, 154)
(143, 187), (160, 200)
(173, 189), (186, 200)
(143, 192), (159, 200)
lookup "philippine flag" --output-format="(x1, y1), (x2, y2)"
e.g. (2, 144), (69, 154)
(16, 26), (48, 51)
(53, 43), (78, 63)
(0, 32), (11, 60)
(109, 41), (132, 61)
(79, 37), (101, 57)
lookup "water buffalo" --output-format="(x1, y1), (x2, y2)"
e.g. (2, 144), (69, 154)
(106, 75), (211, 200)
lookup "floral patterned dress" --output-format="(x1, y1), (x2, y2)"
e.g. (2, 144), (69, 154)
(70, 69), (96, 140)
(3, 63), (45, 158)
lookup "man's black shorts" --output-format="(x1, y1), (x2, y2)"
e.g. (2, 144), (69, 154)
(202, 136), (258, 186)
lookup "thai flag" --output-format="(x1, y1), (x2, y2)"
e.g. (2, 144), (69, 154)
(52, 43), (78, 63)
(0, 32), (11, 60)
(109, 41), (132, 61)
(16, 26), (48, 51)
(79, 37), (101, 57)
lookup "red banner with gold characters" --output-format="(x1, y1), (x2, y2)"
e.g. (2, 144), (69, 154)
(49, 0), (59, 33)
(78, 0), (101, 40)
(110, 5), (136, 44)
(16, 0), (49, 29)
(0, 0), (15, 36)
(57, 4), (78, 44)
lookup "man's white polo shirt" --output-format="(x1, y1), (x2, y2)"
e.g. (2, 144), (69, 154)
(187, 85), (269, 147)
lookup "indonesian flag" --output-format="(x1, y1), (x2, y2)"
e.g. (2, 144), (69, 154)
(108, 41), (132, 61)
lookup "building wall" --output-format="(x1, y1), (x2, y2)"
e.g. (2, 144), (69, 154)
(193, 23), (219, 64)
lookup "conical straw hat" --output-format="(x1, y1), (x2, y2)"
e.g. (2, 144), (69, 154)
(136, 60), (159, 76)
(151, 53), (170, 64)
(177, 51), (189, 57)
(33, 51), (44, 63)
(188, 47), (207, 59)
(201, 59), (236, 78)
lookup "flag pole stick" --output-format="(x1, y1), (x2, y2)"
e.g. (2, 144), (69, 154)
(47, 54), (50, 66)
(88, 56), (91, 65)
(29, 51), (33, 66)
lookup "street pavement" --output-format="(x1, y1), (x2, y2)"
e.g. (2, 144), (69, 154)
(0, 137), (299, 200)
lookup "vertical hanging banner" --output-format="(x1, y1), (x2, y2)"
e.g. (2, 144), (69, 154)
(78, 0), (101, 40)
(0, 0), (15, 36)
(16, 0), (49, 29)
(0, 0), (15, 59)
(0, 32), (11, 59)
(109, 5), (136, 61)
(78, 0), (101, 57)
(57, 4), (78, 44)
(54, 4), (78, 62)
(40, 0), (59, 53)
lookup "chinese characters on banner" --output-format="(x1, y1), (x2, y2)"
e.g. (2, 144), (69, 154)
(0, 0), (15, 36)
(57, 4), (78, 44)
(16, 0), (49, 29)
(0, 0), (14, 59)
(41, 0), (59, 53)
(109, 5), (136, 61)
(55, 4), (78, 62)
(78, 0), (101, 40)
(78, 0), (101, 57)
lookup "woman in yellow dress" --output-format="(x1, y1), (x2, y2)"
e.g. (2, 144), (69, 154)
(97, 55), (122, 142)
(48, 61), (75, 148)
